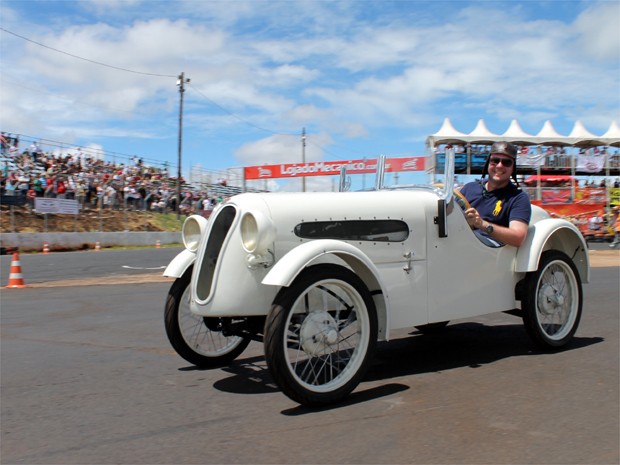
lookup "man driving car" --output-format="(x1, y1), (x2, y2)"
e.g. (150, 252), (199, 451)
(459, 141), (531, 247)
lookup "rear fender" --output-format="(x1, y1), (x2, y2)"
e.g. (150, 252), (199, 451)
(515, 219), (589, 283)
(263, 239), (390, 340)
(163, 249), (196, 278)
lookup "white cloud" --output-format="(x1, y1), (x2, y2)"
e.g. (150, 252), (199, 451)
(234, 134), (302, 166)
(1, 0), (618, 176)
(574, 2), (620, 61)
(233, 132), (333, 166)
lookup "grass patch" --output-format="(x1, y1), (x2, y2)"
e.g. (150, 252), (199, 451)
(153, 213), (185, 232)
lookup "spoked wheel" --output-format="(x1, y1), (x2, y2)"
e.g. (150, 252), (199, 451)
(522, 251), (583, 350)
(165, 267), (251, 368)
(264, 264), (378, 407)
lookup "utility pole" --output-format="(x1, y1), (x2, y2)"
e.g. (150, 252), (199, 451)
(176, 72), (190, 219)
(301, 127), (306, 192)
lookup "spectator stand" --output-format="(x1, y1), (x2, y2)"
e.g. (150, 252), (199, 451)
(1, 132), (269, 232)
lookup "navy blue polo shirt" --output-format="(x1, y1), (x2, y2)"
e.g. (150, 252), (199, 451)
(460, 179), (531, 229)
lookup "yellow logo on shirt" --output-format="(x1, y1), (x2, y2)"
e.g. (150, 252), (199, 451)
(493, 200), (503, 216)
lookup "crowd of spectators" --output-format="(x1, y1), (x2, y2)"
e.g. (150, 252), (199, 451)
(0, 132), (230, 216)
(3, 132), (619, 220)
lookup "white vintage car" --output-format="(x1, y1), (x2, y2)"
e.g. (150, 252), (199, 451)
(163, 152), (589, 407)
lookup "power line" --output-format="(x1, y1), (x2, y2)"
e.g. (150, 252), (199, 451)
(1, 27), (298, 143)
(188, 85), (395, 159)
(188, 84), (365, 158)
(0, 27), (177, 78)
(187, 85), (297, 136)
(1, 28), (383, 164)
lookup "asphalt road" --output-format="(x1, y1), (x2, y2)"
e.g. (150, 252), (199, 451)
(0, 247), (182, 283)
(1, 247), (618, 464)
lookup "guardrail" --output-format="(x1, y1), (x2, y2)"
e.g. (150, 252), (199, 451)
(0, 231), (182, 253)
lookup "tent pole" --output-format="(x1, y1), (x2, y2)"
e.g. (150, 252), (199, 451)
(571, 149), (576, 201)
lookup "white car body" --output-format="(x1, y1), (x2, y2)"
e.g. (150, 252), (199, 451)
(163, 152), (589, 407)
(165, 190), (588, 334)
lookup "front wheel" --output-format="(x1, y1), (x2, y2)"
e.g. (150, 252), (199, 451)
(164, 267), (251, 368)
(521, 251), (583, 350)
(264, 264), (378, 407)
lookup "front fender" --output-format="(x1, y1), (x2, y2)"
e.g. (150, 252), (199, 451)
(163, 248), (196, 278)
(263, 239), (382, 288)
(515, 218), (589, 283)
(263, 239), (390, 340)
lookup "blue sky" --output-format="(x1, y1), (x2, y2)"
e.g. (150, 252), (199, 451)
(1, 0), (619, 190)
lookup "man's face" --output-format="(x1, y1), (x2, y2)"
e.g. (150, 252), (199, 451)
(488, 154), (514, 185)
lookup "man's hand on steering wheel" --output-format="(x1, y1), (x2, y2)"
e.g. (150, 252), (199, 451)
(465, 207), (484, 229)
(453, 189), (471, 211)
(453, 189), (480, 230)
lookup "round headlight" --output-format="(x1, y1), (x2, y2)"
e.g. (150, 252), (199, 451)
(240, 211), (276, 254)
(182, 215), (208, 252)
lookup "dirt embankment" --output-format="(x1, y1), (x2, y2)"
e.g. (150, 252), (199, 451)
(1, 208), (181, 233)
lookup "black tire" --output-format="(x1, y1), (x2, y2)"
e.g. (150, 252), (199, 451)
(164, 267), (251, 368)
(264, 264), (378, 407)
(415, 321), (450, 334)
(522, 250), (583, 350)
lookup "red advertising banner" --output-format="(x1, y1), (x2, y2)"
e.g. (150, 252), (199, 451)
(244, 157), (426, 180)
(531, 201), (606, 218)
(541, 189), (572, 204)
(575, 188), (607, 204)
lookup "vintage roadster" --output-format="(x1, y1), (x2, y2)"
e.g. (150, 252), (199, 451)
(163, 152), (589, 407)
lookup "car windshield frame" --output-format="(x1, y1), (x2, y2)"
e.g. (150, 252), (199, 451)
(338, 147), (456, 204)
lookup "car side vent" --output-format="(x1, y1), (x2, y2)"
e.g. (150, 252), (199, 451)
(294, 219), (409, 242)
(196, 205), (237, 301)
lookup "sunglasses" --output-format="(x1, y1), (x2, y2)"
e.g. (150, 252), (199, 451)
(489, 156), (514, 168)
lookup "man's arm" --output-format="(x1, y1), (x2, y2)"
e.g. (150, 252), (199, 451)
(465, 208), (529, 247)
(482, 218), (529, 247)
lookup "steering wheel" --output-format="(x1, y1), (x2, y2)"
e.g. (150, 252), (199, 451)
(453, 189), (471, 211)
(433, 183), (471, 211)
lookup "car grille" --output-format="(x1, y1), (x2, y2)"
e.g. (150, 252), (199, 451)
(195, 205), (237, 301)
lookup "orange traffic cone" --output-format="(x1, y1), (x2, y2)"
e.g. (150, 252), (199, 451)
(156, 240), (161, 248)
(95, 241), (101, 251)
(43, 241), (50, 254)
(6, 252), (26, 288)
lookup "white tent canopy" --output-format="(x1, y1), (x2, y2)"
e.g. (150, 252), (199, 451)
(536, 120), (565, 146)
(427, 118), (620, 148)
(568, 120), (604, 147)
(502, 119), (535, 145)
(468, 119), (499, 144)
(430, 117), (467, 144)
(602, 121), (620, 147)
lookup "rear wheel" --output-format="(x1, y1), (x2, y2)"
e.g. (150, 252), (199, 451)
(165, 268), (251, 368)
(521, 251), (583, 349)
(264, 265), (378, 407)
